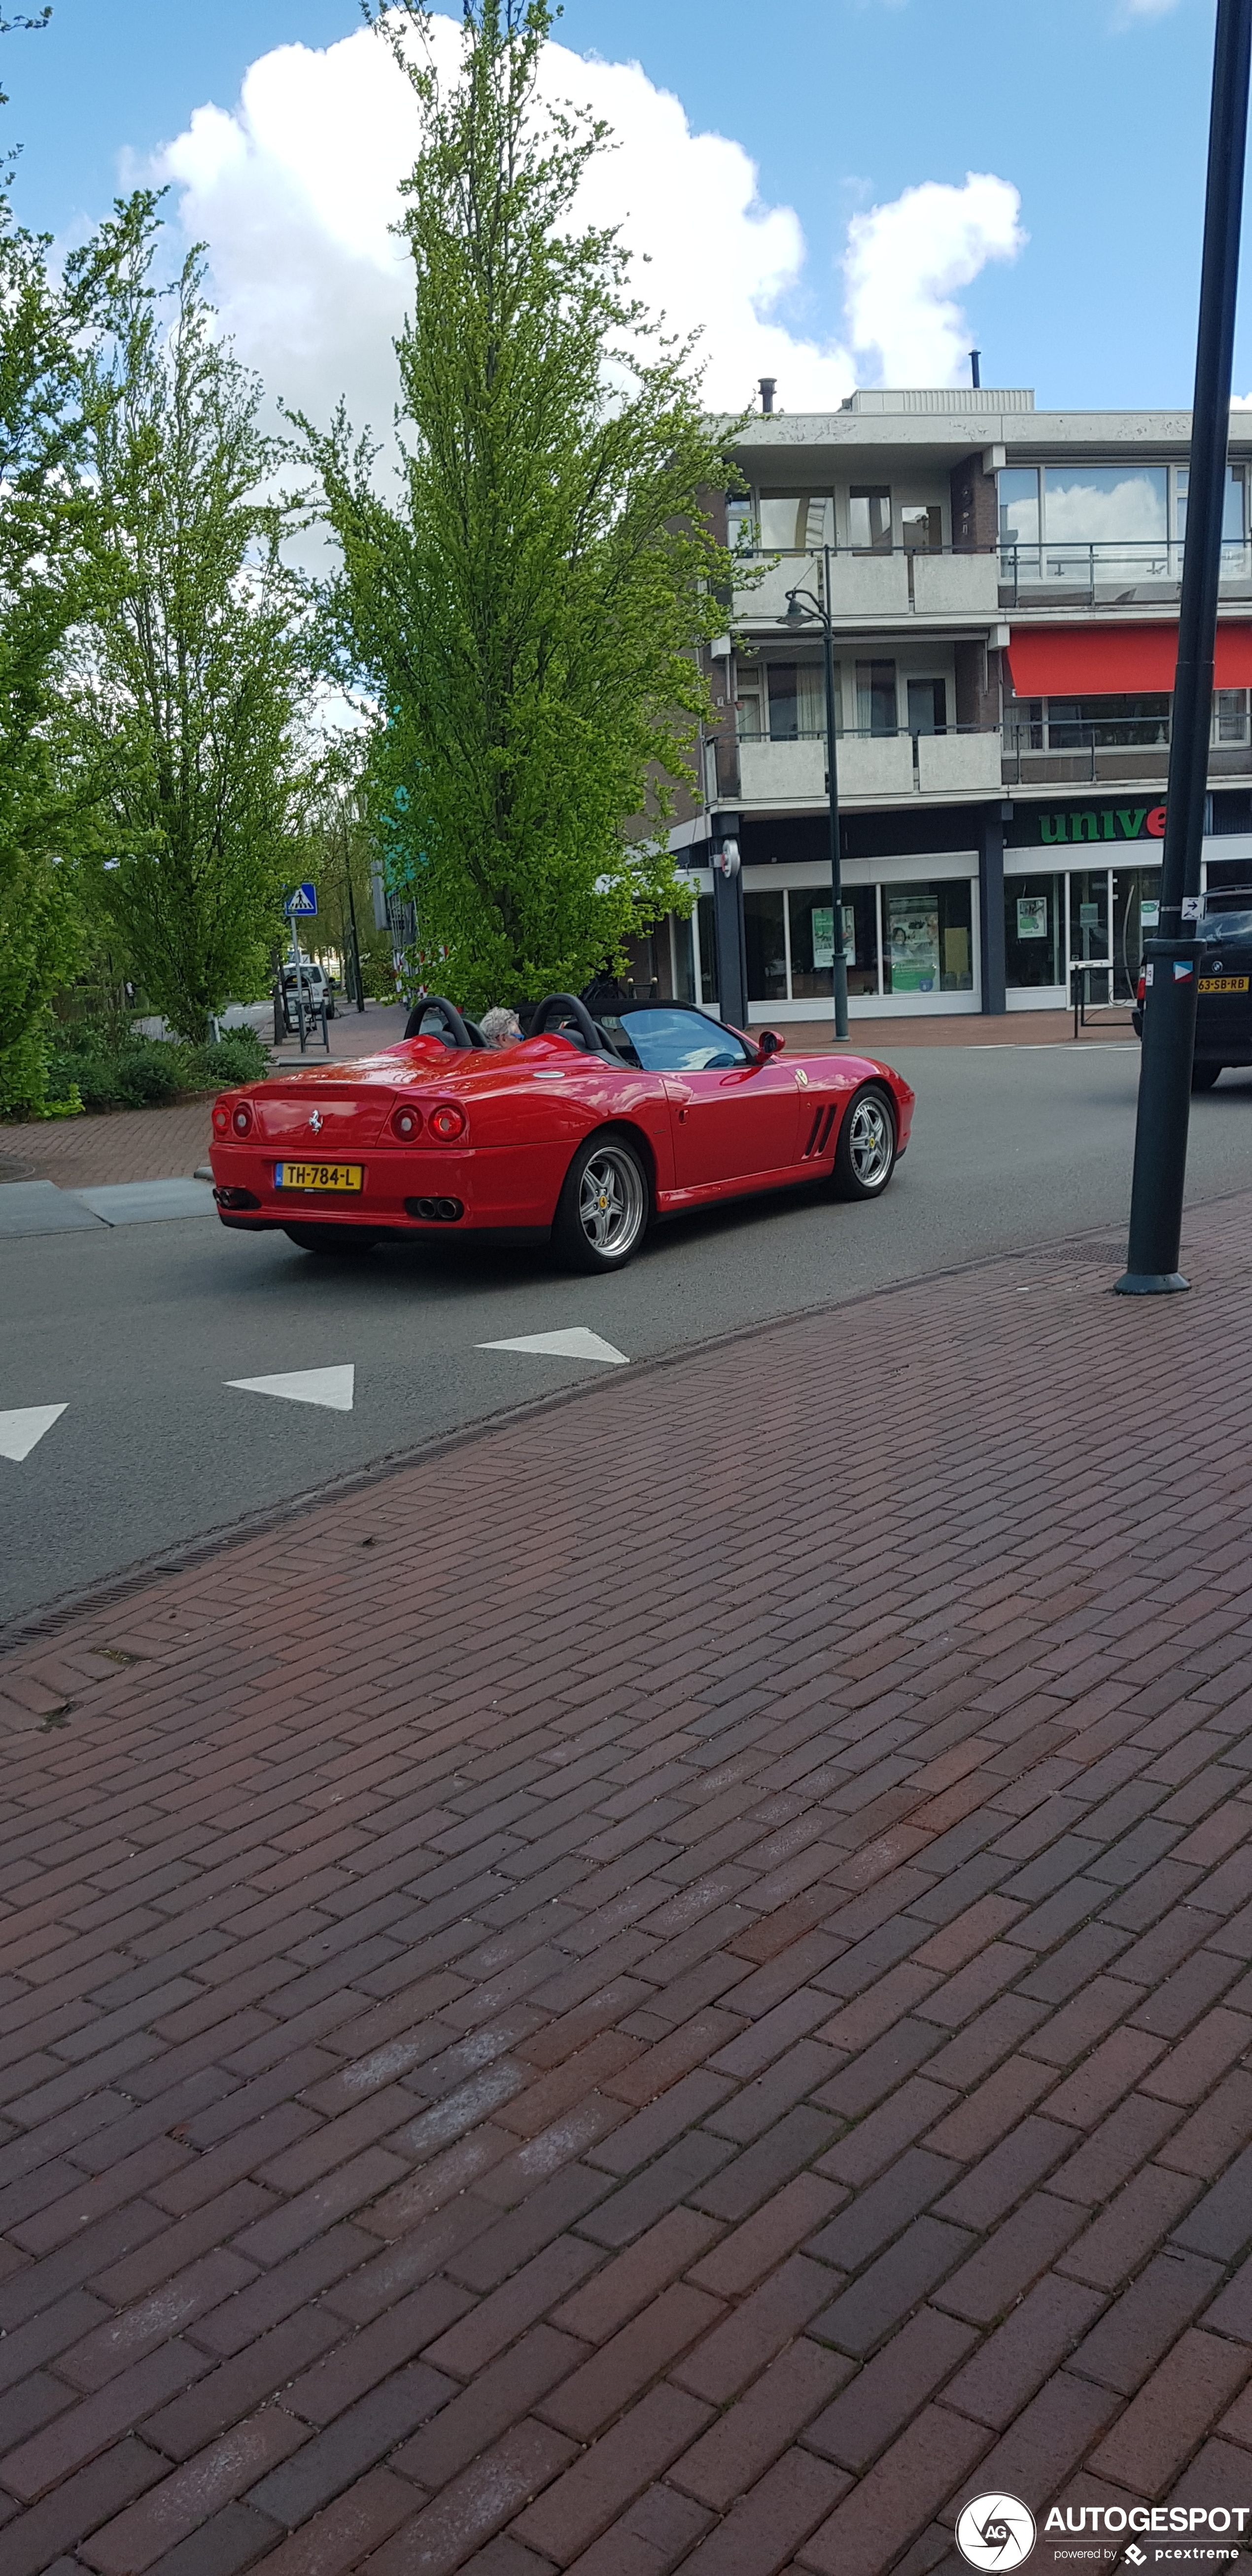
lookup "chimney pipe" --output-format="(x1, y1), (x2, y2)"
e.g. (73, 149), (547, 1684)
(969, 349), (981, 390)
(759, 377), (776, 415)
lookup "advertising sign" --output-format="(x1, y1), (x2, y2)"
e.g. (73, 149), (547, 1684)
(811, 906), (857, 969)
(1016, 896), (1047, 940)
(887, 892), (940, 993)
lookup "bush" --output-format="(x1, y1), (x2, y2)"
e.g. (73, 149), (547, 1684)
(179, 1027), (269, 1090)
(38, 1022), (270, 1115)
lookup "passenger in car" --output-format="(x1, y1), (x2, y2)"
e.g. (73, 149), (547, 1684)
(480, 1007), (523, 1046)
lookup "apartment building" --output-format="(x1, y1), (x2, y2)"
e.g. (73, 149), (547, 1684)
(630, 387), (1252, 1023)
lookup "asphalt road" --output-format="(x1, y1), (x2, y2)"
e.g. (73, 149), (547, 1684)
(4, 1039), (1252, 1629)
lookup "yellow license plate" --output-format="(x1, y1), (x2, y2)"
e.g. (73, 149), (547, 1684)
(275, 1162), (364, 1192)
(1199, 975), (1250, 994)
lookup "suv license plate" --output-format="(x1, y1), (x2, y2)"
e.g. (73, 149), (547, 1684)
(1199, 976), (1250, 993)
(275, 1163), (364, 1191)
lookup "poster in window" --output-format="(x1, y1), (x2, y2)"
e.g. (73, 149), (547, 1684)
(886, 891), (940, 993)
(1016, 896), (1048, 941)
(811, 905), (857, 969)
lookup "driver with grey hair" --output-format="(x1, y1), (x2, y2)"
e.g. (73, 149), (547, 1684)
(480, 1006), (522, 1046)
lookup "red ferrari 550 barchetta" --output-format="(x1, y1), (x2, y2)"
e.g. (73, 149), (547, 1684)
(209, 993), (914, 1272)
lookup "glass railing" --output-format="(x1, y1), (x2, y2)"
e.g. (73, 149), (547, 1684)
(1000, 539), (1252, 602)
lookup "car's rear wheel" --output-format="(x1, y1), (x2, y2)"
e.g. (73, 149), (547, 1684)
(283, 1225), (378, 1253)
(1192, 1061), (1223, 1091)
(833, 1085), (897, 1200)
(552, 1132), (650, 1271)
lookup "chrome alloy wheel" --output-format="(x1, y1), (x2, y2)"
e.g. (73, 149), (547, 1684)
(847, 1093), (893, 1189)
(577, 1143), (647, 1258)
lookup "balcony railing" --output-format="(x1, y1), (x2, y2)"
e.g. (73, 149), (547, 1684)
(731, 543), (1000, 626)
(735, 722), (1004, 803)
(1000, 538), (1252, 607)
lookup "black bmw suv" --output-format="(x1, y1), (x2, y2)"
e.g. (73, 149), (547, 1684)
(1134, 901), (1252, 1089)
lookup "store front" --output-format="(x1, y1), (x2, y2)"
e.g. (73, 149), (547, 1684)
(666, 852), (980, 1022)
(1004, 805), (1252, 1007)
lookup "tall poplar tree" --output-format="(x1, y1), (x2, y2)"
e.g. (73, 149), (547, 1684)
(299, 0), (734, 1015)
(0, 10), (101, 1114)
(73, 199), (313, 1041)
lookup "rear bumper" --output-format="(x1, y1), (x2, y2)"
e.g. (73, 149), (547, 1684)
(208, 1142), (559, 1232)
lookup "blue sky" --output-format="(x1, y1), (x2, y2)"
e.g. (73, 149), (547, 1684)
(0, 0), (1240, 413)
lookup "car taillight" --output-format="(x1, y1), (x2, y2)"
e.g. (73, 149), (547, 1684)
(232, 1103), (252, 1136)
(212, 1104), (230, 1134)
(1136, 971), (1147, 1002)
(429, 1102), (467, 1141)
(391, 1103), (422, 1140)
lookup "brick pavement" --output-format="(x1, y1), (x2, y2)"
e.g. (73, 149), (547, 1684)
(3, 1195), (1252, 2573)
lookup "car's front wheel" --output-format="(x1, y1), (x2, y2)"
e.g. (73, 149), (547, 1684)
(833, 1085), (897, 1200)
(552, 1132), (650, 1271)
(283, 1225), (378, 1253)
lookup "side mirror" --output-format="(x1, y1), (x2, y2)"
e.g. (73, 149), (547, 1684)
(756, 1028), (785, 1059)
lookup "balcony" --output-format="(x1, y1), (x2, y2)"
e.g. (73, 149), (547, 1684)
(732, 544), (999, 631)
(737, 726), (1001, 808)
(1000, 537), (1252, 610)
(1001, 707), (1252, 789)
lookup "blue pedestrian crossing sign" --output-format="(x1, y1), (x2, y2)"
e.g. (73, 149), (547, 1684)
(285, 882), (318, 917)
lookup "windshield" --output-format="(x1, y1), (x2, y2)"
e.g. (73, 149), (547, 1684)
(619, 1006), (751, 1071)
(1199, 908), (1252, 942)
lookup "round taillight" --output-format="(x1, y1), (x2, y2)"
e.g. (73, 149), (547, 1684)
(429, 1102), (466, 1141)
(232, 1103), (252, 1136)
(391, 1104), (422, 1140)
(212, 1104), (230, 1133)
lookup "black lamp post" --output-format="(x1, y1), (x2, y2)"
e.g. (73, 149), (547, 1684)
(785, 547), (849, 1040)
(1116, 0), (1252, 1295)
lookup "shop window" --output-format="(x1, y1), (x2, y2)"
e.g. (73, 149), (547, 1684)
(1069, 868), (1111, 1000)
(744, 891), (787, 1002)
(788, 885), (878, 999)
(848, 488), (892, 553)
(1005, 874), (1064, 989)
(856, 661), (898, 736)
(906, 677), (947, 737)
(697, 893), (718, 1006)
(1113, 870), (1160, 1000)
(671, 913), (696, 1005)
(881, 882), (973, 995)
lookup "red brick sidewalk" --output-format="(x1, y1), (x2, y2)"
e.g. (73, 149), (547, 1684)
(3, 1200), (1252, 2575)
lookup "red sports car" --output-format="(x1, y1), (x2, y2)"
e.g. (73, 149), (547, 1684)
(209, 994), (914, 1273)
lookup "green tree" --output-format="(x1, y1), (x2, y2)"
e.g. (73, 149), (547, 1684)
(72, 199), (314, 1042)
(298, 0), (735, 1016)
(0, 10), (102, 1115)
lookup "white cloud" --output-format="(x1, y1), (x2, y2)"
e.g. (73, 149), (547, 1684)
(1118, 0), (1182, 17)
(843, 174), (1025, 388)
(155, 10), (1023, 434)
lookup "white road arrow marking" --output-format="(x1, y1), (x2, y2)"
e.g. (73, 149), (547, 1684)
(0, 1404), (68, 1462)
(477, 1328), (628, 1367)
(226, 1365), (355, 1412)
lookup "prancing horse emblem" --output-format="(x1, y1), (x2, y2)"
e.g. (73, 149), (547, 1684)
(309, 1109), (324, 1133)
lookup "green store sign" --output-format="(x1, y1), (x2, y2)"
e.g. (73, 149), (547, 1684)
(1026, 804), (1167, 846)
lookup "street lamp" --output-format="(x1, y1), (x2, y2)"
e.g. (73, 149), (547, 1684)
(785, 550), (849, 1041)
(1116, 0), (1252, 1294)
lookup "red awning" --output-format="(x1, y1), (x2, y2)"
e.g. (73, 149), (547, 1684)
(1006, 621), (1252, 697)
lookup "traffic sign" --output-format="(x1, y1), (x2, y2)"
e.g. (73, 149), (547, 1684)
(285, 882), (318, 917)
